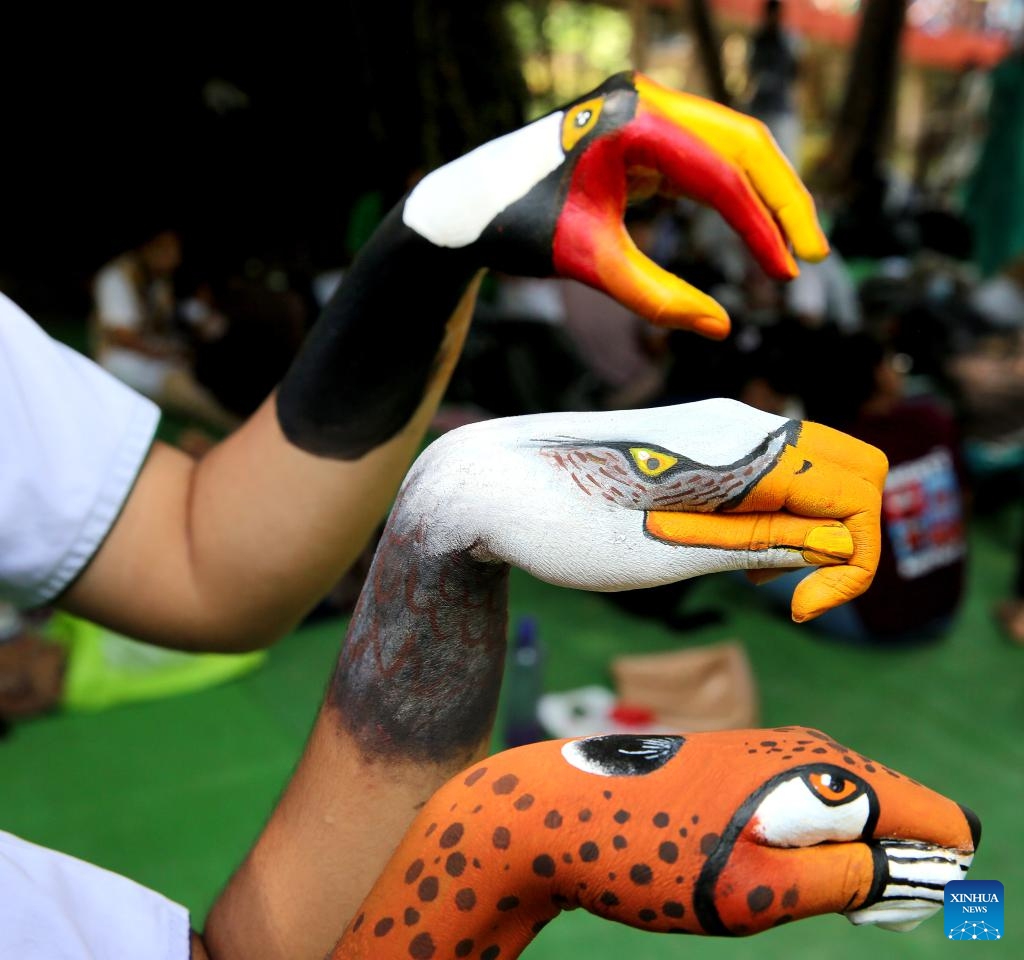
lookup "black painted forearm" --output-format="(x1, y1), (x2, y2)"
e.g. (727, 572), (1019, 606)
(276, 205), (479, 459)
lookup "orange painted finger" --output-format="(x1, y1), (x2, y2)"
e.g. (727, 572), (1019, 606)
(634, 74), (830, 263)
(735, 422), (887, 621)
(645, 511), (854, 565)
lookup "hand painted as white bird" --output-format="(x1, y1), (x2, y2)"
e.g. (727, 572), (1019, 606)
(399, 398), (887, 622)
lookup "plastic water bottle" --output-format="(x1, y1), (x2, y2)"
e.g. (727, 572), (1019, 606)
(502, 615), (547, 748)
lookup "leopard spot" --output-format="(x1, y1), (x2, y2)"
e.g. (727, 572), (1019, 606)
(579, 841), (600, 862)
(544, 810), (563, 829)
(653, 812), (669, 828)
(493, 774), (519, 795)
(699, 833), (720, 856)
(600, 890), (620, 907)
(455, 888), (476, 911)
(493, 827), (511, 850)
(663, 901), (685, 918)
(374, 917), (395, 937)
(455, 939), (474, 957)
(405, 860), (424, 884)
(533, 855), (556, 878)
(613, 835), (628, 850)
(630, 864), (653, 885)
(639, 908), (657, 922)
(659, 841), (679, 864)
(404, 907), (420, 926)
(614, 810), (630, 824)
(579, 809), (592, 822)
(747, 886), (774, 913)
(464, 768), (487, 787)
(440, 823), (464, 849)
(445, 853), (467, 877)
(497, 896), (520, 911)
(782, 886), (799, 909)
(514, 794), (535, 811)
(418, 877), (439, 902)
(409, 931), (435, 959)
(481, 947), (501, 960)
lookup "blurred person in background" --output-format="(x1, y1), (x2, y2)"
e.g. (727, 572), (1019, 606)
(91, 227), (241, 433)
(746, 0), (802, 162)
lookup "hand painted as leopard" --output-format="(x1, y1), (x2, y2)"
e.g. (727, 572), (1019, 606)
(331, 727), (979, 958)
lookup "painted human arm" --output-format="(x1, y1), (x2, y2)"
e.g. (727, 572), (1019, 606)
(331, 728), (979, 958)
(202, 399), (887, 960)
(64, 73), (828, 650)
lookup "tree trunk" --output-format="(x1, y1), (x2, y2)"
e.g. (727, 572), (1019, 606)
(689, 0), (731, 105)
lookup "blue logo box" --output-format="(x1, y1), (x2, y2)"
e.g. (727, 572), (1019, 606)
(945, 880), (1004, 941)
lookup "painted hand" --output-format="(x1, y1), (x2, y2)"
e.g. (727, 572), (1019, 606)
(333, 727), (979, 958)
(403, 71), (829, 338)
(418, 399), (885, 621)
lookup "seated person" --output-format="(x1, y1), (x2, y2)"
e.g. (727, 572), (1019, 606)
(92, 227), (240, 432)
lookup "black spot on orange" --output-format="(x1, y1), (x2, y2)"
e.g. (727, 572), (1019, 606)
(613, 835), (628, 850)
(812, 747), (827, 754)
(418, 877), (439, 902)
(603, 790), (613, 800)
(700, 833), (720, 856)
(691, 815), (699, 825)
(580, 841), (600, 862)
(653, 812), (669, 828)
(409, 931), (435, 958)
(532, 920), (550, 934)
(405, 860), (424, 884)
(440, 823), (464, 848)
(639, 908), (657, 922)
(544, 810), (563, 829)
(676, 876), (684, 884)
(630, 864), (653, 885)
(352, 913), (365, 932)
(865, 764), (877, 773)
(474, 858), (482, 869)
(514, 794), (534, 811)
(455, 888), (476, 911)
(493, 827), (511, 850)
(579, 809), (592, 822)
(493, 774), (519, 795)
(481, 946), (500, 960)
(445, 852), (466, 877)
(678, 827), (688, 838)
(424, 824), (437, 838)
(659, 841), (679, 864)
(374, 917), (395, 937)
(609, 872), (617, 880)
(533, 854), (556, 878)
(774, 914), (794, 927)
(497, 896), (520, 911)
(404, 907), (420, 926)
(747, 886), (774, 913)
(455, 938), (474, 957)
(614, 810), (630, 824)
(782, 887), (799, 909)
(842, 755), (856, 765)
(663, 901), (685, 918)
(600, 891), (620, 907)
(747, 749), (757, 754)
(760, 741), (777, 747)
(464, 767), (487, 787)
(562, 853), (573, 863)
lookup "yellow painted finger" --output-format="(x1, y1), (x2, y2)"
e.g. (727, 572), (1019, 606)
(634, 74), (830, 262)
(645, 511), (854, 566)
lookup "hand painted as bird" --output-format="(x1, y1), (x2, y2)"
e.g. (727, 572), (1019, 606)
(403, 71), (829, 338)
(406, 399), (886, 622)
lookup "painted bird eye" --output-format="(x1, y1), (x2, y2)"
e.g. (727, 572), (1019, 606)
(561, 96), (603, 152)
(629, 447), (679, 477)
(807, 771), (860, 804)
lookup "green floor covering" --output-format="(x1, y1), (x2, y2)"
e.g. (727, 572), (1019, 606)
(1, 508), (1021, 959)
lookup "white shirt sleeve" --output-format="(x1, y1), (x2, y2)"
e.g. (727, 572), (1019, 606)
(0, 830), (191, 960)
(93, 262), (144, 330)
(0, 292), (160, 608)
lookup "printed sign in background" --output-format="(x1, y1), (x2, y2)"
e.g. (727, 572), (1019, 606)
(945, 880), (1004, 941)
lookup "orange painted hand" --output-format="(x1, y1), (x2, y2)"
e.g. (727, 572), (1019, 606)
(402, 72), (828, 339)
(333, 728), (978, 958)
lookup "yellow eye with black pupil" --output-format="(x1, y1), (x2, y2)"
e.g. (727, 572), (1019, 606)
(808, 772), (859, 803)
(629, 447), (678, 477)
(561, 96), (603, 152)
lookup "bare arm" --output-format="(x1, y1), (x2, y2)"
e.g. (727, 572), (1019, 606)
(63, 276), (481, 652)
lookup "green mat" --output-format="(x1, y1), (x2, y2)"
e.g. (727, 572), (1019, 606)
(0, 508), (1020, 959)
